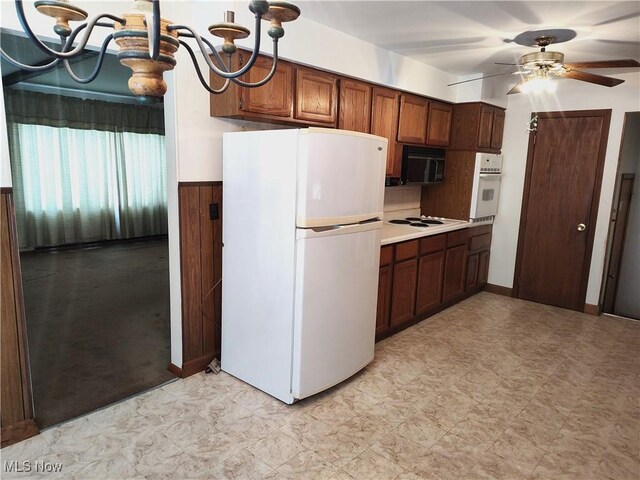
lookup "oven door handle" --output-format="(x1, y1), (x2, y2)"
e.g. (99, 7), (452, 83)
(478, 173), (502, 178)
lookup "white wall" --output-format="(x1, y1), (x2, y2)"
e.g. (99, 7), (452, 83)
(162, 0), (458, 182)
(488, 72), (640, 307)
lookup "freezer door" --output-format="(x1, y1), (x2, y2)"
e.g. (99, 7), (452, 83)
(291, 221), (381, 399)
(296, 129), (387, 227)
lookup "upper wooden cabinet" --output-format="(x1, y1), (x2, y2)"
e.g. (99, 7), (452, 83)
(338, 79), (372, 133)
(397, 96), (452, 147)
(210, 53), (337, 127)
(371, 87), (400, 176)
(242, 56), (293, 118)
(397, 94), (429, 144)
(449, 102), (506, 153)
(426, 101), (453, 147)
(294, 67), (338, 125)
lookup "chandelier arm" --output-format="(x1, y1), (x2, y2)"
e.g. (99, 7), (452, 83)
(230, 40), (279, 88)
(0, 48), (61, 71)
(14, 0), (124, 59)
(167, 25), (233, 77)
(178, 40), (231, 95)
(61, 33), (115, 84)
(146, 0), (161, 61)
(169, 23), (266, 79)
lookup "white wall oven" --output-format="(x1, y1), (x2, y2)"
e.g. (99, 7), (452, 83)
(470, 153), (503, 221)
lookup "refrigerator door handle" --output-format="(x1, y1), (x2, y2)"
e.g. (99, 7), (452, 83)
(297, 220), (383, 239)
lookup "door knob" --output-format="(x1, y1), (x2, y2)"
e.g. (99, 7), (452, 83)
(577, 223), (586, 232)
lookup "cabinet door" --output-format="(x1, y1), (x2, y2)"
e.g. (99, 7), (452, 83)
(426, 101), (453, 146)
(465, 253), (479, 291)
(376, 265), (392, 336)
(478, 250), (490, 286)
(339, 79), (372, 133)
(477, 104), (494, 149)
(390, 258), (417, 326)
(442, 245), (466, 303)
(241, 55), (292, 117)
(294, 68), (338, 125)
(371, 87), (400, 176)
(397, 94), (429, 144)
(415, 251), (444, 315)
(490, 109), (505, 151)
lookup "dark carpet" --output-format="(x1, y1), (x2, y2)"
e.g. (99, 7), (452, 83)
(20, 238), (175, 428)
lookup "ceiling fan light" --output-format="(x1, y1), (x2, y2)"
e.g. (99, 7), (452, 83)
(522, 77), (556, 94)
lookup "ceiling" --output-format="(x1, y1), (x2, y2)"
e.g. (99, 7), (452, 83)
(2, 1), (638, 97)
(296, 0), (640, 76)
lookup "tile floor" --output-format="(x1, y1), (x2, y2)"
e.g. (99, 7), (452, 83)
(2, 292), (639, 480)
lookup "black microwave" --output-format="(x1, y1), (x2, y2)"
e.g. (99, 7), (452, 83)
(401, 146), (446, 185)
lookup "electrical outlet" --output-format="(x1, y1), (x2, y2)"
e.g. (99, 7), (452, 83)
(210, 203), (219, 220)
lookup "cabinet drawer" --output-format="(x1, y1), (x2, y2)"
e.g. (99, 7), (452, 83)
(380, 246), (393, 267)
(395, 240), (419, 261)
(419, 234), (446, 255)
(447, 229), (468, 248)
(469, 233), (491, 253)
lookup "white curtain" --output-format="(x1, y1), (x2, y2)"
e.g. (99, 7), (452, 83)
(9, 123), (167, 250)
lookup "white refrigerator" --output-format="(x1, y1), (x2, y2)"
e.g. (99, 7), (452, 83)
(221, 128), (387, 404)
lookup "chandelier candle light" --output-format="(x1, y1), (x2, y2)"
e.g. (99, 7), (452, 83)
(1, 0), (300, 104)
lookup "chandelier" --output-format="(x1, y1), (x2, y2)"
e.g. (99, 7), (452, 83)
(1, 0), (300, 104)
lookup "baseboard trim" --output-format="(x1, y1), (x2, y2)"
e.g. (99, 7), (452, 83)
(584, 303), (601, 316)
(168, 354), (217, 378)
(168, 362), (183, 378)
(484, 283), (513, 297)
(1, 419), (39, 448)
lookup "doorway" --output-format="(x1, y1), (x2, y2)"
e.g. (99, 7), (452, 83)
(513, 110), (611, 311)
(2, 34), (175, 428)
(602, 112), (640, 319)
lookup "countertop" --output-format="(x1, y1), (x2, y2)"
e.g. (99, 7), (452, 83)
(380, 218), (493, 246)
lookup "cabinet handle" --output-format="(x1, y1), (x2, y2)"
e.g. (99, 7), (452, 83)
(577, 223), (586, 232)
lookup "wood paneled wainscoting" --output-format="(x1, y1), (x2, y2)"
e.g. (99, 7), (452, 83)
(170, 182), (223, 378)
(1, 188), (38, 448)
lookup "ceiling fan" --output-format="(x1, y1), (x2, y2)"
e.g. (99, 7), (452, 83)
(449, 29), (640, 94)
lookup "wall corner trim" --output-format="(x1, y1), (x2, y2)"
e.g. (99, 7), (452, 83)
(484, 283), (513, 297)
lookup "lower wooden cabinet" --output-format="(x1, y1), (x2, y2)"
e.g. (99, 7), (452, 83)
(376, 246), (393, 336)
(376, 225), (492, 341)
(466, 225), (492, 291)
(443, 244), (466, 303)
(390, 259), (418, 326)
(465, 253), (480, 291)
(415, 252), (444, 315)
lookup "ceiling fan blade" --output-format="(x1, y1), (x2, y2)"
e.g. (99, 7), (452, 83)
(507, 81), (524, 95)
(447, 71), (517, 87)
(495, 62), (519, 66)
(561, 69), (625, 87)
(564, 59), (640, 69)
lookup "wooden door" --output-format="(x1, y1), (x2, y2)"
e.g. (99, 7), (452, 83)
(426, 102), (453, 146)
(514, 110), (611, 311)
(415, 252), (444, 314)
(602, 174), (635, 313)
(294, 67), (338, 125)
(241, 56), (292, 117)
(339, 79), (372, 133)
(477, 105), (494, 149)
(490, 109), (505, 150)
(371, 87), (399, 176)
(397, 94), (428, 144)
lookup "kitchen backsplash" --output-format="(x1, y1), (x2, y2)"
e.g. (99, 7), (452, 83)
(383, 185), (421, 212)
